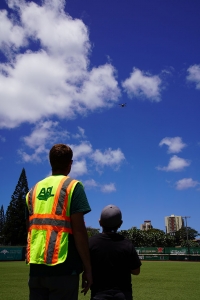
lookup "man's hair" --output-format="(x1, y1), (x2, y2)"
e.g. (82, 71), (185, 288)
(49, 144), (73, 172)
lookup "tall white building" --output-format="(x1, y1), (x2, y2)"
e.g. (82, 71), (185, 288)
(165, 215), (184, 234)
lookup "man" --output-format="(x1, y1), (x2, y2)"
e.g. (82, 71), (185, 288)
(26, 143), (92, 300)
(88, 204), (141, 300)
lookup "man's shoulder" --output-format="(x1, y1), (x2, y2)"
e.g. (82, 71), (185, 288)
(89, 233), (102, 240)
(89, 233), (130, 243)
(70, 181), (91, 215)
(89, 233), (102, 244)
(110, 234), (136, 250)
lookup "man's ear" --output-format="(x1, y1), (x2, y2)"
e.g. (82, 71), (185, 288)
(66, 160), (73, 174)
(99, 219), (102, 226)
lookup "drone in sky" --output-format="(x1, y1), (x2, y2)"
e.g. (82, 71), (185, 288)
(118, 103), (126, 107)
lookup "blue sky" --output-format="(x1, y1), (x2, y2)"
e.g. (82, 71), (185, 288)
(0, 0), (200, 234)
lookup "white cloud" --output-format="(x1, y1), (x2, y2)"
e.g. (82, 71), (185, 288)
(78, 127), (86, 136)
(18, 145), (47, 163)
(22, 121), (66, 148)
(0, 0), (120, 129)
(72, 126), (86, 139)
(83, 179), (116, 193)
(161, 66), (175, 76)
(122, 68), (162, 101)
(18, 124), (125, 182)
(100, 183), (116, 193)
(187, 64), (200, 89)
(159, 137), (187, 153)
(18, 124), (125, 191)
(157, 155), (191, 172)
(18, 120), (69, 162)
(70, 159), (88, 177)
(84, 179), (98, 188)
(0, 9), (26, 52)
(175, 178), (200, 190)
(91, 148), (125, 168)
(69, 142), (93, 159)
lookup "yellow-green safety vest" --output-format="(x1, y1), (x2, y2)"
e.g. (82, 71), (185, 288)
(26, 175), (79, 266)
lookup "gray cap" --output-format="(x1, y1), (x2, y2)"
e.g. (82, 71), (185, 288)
(100, 204), (122, 228)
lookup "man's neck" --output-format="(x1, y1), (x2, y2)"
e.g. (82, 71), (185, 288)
(102, 230), (118, 234)
(52, 170), (69, 176)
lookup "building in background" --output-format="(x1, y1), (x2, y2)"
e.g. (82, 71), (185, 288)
(165, 215), (184, 234)
(140, 220), (153, 231)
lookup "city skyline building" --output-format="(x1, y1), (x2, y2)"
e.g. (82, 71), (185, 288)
(140, 220), (153, 231)
(165, 215), (184, 234)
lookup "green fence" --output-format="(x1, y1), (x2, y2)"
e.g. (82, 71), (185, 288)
(136, 247), (200, 254)
(0, 247), (26, 261)
(135, 247), (200, 261)
(0, 246), (199, 262)
(165, 247), (200, 255)
(138, 255), (170, 261)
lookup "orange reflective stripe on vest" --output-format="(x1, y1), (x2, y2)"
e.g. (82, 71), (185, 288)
(44, 229), (63, 265)
(29, 219), (71, 229)
(51, 177), (72, 215)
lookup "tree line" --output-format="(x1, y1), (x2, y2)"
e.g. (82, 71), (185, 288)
(0, 168), (28, 246)
(86, 226), (199, 248)
(0, 168), (199, 247)
(119, 227), (199, 248)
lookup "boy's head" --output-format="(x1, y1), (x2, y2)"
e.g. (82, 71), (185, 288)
(99, 204), (123, 232)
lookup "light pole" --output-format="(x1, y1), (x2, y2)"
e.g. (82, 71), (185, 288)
(182, 216), (191, 255)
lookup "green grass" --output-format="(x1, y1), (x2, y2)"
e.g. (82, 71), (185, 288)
(0, 261), (200, 300)
(0, 262), (29, 300)
(132, 261), (200, 300)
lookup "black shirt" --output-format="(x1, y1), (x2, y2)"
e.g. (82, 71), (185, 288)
(89, 233), (141, 293)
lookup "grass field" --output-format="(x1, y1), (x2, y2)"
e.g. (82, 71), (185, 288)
(0, 261), (199, 300)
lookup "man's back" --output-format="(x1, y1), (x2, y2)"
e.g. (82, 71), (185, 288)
(89, 233), (141, 294)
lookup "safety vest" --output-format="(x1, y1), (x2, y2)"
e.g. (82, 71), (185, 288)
(26, 175), (79, 266)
